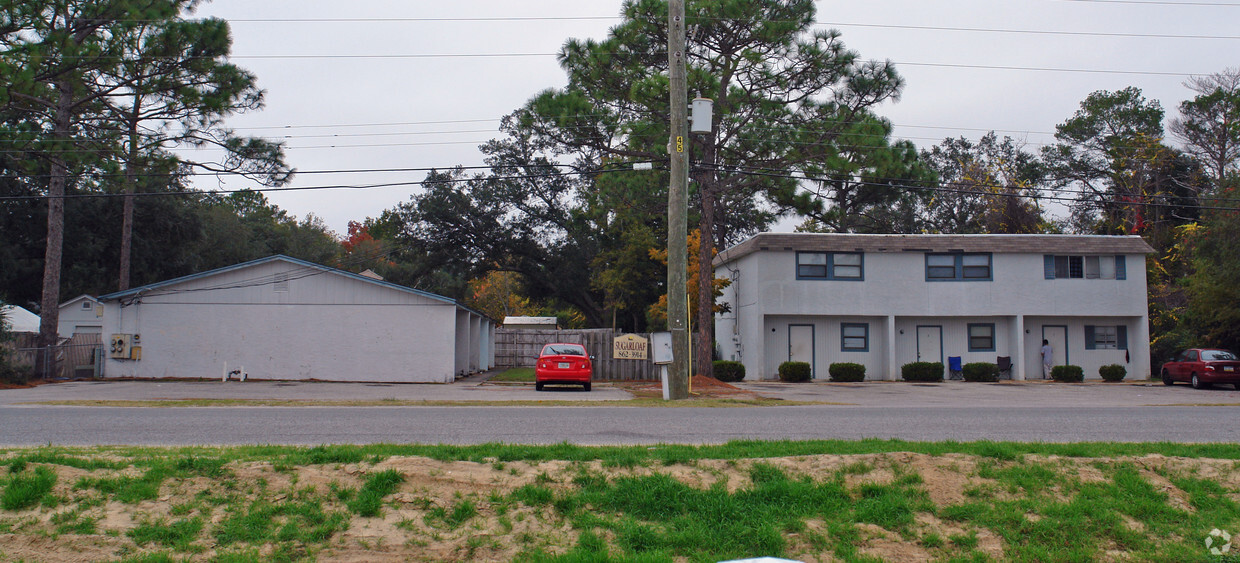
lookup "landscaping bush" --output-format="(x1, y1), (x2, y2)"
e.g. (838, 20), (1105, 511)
(961, 362), (1000, 382)
(713, 361), (746, 382)
(777, 361), (812, 382)
(1099, 364), (1126, 382)
(1051, 365), (1085, 382)
(828, 362), (866, 382)
(901, 362), (944, 382)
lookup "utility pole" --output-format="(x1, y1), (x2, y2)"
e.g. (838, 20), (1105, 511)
(666, 0), (689, 400)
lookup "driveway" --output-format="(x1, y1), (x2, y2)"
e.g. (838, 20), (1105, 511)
(0, 371), (633, 405)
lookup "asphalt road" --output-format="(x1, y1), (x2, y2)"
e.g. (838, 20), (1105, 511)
(0, 405), (1236, 446)
(2, 377), (1237, 446)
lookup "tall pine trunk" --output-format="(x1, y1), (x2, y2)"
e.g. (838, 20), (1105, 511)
(119, 96), (141, 291)
(36, 83), (73, 378)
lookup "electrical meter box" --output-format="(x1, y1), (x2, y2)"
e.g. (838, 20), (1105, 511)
(651, 332), (673, 365)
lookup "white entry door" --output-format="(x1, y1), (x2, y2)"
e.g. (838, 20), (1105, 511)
(916, 326), (943, 363)
(789, 325), (815, 378)
(1041, 325), (1068, 376)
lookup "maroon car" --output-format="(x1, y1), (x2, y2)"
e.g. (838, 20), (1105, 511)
(1161, 348), (1240, 389)
(535, 343), (593, 391)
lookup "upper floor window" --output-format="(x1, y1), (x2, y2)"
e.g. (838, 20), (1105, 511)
(797, 252), (864, 281)
(1045, 255), (1127, 280)
(926, 253), (992, 281)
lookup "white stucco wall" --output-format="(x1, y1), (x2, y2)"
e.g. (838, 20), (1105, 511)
(101, 259), (463, 383)
(717, 248), (1151, 381)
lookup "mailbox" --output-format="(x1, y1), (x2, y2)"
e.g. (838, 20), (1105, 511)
(651, 332), (673, 365)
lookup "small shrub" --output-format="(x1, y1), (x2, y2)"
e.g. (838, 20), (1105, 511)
(1051, 365), (1085, 382)
(777, 361), (812, 382)
(901, 362), (944, 382)
(961, 362), (999, 382)
(1099, 364), (1126, 382)
(828, 362), (866, 382)
(712, 361), (745, 382)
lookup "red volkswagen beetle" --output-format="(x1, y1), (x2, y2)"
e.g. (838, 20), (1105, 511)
(1161, 348), (1240, 389)
(535, 343), (593, 391)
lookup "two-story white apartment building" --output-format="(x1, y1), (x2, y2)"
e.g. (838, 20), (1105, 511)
(713, 233), (1154, 381)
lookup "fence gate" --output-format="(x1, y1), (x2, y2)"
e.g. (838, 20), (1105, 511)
(495, 328), (657, 381)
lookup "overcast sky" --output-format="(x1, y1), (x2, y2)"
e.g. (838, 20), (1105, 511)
(189, 0), (1239, 235)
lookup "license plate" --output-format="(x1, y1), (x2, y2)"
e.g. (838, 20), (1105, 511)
(1225, 366), (1234, 372)
(558, 362), (570, 369)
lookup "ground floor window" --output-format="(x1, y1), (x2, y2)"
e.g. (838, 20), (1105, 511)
(1085, 325), (1127, 350)
(967, 323), (995, 352)
(841, 323), (868, 351)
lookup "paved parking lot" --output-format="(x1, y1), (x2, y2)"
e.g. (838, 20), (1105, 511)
(2, 373), (1238, 407)
(732, 379), (1240, 407)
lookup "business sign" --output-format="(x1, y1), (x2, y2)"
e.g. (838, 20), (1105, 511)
(613, 334), (649, 360)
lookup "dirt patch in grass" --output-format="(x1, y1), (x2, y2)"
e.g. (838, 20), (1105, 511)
(0, 451), (1237, 561)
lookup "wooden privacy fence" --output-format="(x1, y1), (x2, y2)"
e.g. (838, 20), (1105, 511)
(495, 328), (658, 381)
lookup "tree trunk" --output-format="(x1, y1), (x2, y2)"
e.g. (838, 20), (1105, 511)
(37, 84), (74, 378)
(694, 139), (718, 379)
(119, 99), (141, 291)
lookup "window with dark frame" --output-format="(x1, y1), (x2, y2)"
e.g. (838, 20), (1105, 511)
(1092, 325), (1118, 349)
(797, 252), (863, 280)
(1050, 255), (1120, 280)
(841, 323), (868, 351)
(1085, 325), (1127, 350)
(926, 253), (991, 281)
(967, 323), (995, 352)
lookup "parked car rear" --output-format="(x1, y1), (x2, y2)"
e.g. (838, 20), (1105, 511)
(1161, 348), (1240, 389)
(535, 343), (593, 391)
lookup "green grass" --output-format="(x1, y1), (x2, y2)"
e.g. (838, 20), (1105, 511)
(1, 441), (1239, 562)
(127, 517), (204, 550)
(1, 466), (57, 510)
(489, 367), (535, 382)
(346, 469), (404, 517)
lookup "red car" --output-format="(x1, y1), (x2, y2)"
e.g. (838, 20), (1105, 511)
(535, 343), (593, 391)
(1161, 348), (1240, 389)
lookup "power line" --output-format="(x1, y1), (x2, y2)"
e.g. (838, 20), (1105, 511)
(1053, 0), (1240, 6)
(816, 21), (1240, 40)
(0, 165), (661, 202)
(216, 51), (1211, 76)
(723, 163), (1240, 212)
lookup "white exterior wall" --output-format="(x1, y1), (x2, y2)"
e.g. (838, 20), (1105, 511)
(717, 248), (1151, 381)
(101, 260), (462, 383)
(58, 296), (103, 336)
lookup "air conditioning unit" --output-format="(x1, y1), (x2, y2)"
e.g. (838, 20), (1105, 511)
(109, 334), (132, 359)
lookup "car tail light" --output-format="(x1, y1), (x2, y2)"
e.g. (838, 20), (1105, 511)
(1206, 365), (1216, 371)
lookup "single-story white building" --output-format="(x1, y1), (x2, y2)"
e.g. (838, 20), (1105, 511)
(98, 255), (495, 383)
(1, 304), (41, 334)
(714, 233), (1155, 381)
(502, 316), (559, 330)
(58, 295), (103, 337)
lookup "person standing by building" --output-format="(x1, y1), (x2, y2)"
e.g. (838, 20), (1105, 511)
(1041, 339), (1054, 379)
